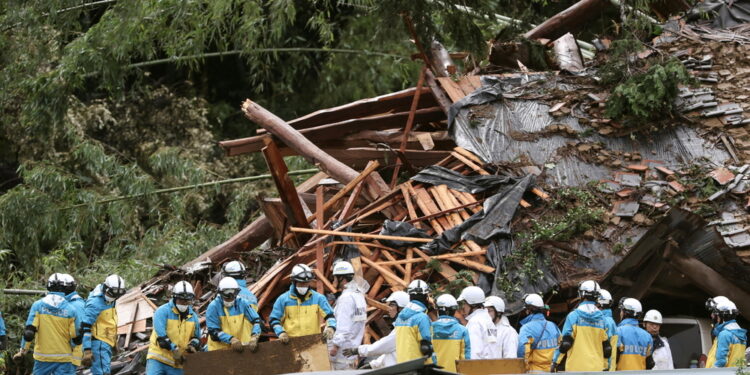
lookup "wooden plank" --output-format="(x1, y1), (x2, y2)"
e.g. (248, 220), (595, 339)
(401, 185), (421, 229)
(367, 276), (385, 299)
(184, 335), (331, 375)
(360, 256), (408, 289)
(365, 296), (391, 312)
(376, 250), (487, 266)
(391, 66), (428, 187)
(452, 190), (483, 214)
(290, 227), (433, 243)
(454, 146), (484, 165)
(117, 319), (146, 335)
(411, 187), (450, 233)
(262, 138), (310, 234)
(315, 186), (325, 293)
(440, 186), (471, 221)
(437, 77), (468, 102)
(308, 160), (380, 224)
(429, 186), (463, 228)
(404, 248), (414, 284)
(256, 272), (283, 311)
(412, 248), (458, 281)
(457, 76), (478, 97)
(456, 359), (526, 375)
(380, 249), (407, 275)
(313, 268), (337, 293)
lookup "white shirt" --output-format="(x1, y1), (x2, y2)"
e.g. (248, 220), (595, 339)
(359, 329), (397, 369)
(652, 335), (674, 370)
(496, 315), (519, 359)
(466, 308), (499, 359)
(330, 282), (367, 367)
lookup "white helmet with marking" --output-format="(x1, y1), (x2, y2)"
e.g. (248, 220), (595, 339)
(103, 274), (126, 301)
(406, 280), (430, 296)
(597, 289), (613, 307)
(290, 264), (315, 283)
(457, 286), (485, 305)
(619, 297), (643, 317)
(578, 280), (600, 300)
(643, 309), (663, 324)
(47, 273), (67, 292)
(484, 296), (506, 313)
(332, 261), (355, 276)
(222, 260), (247, 278)
(172, 280), (195, 300)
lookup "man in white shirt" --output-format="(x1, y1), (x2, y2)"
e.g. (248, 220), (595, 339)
(643, 309), (674, 370)
(329, 261), (368, 370)
(485, 296), (518, 358)
(458, 286), (499, 359)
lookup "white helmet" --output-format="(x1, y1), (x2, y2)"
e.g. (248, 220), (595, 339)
(706, 296), (732, 313)
(290, 264), (315, 283)
(484, 296), (506, 313)
(619, 297), (643, 317)
(597, 289), (613, 307)
(103, 274), (126, 300)
(61, 274), (77, 294)
(406, 280), (430, 296)
(173, 281), (195, 300)
(47, 273), (67, 292)
(222, 260), (247, 278)
(524, 293), (545, 309)
(578, 280), (600, 300)
(457, 286), (485, 305)
(332, 261), (355, 276)
(436, 294), (459, 308)
(716, 298), (739, 319)
(386, 291), (410, 308)
(218, 277), (240, 300)
(643, 309), (663, 324)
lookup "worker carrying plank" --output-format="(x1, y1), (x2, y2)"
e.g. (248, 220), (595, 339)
(596, 289), (618, 371)
(206, 277), (261, 353)
(342, 291), (409, 368)
(615, 297), (653, 370)
(431, 294), (470, 372)
(14, 273), (80, 375)
(517, 293), (560, 373)
(395, 280), (433, 363)
(458, 286), (499, 360)
(552, 280), (611, 372)
(81, 274), (127, 375)
(269, 264), (336, 343)
(146, 281), (201, 375)
(705, 296), (747, 368)
(328, 261), (367, 370)
(484, 296), (518, 359)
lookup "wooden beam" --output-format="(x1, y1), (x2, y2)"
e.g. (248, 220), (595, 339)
(391, 66), (427, 187)
(360, 256), (408, 289)
(309, 160), (380, 223)
(524, 0), (610, 41)
(377, 250), (487, 266)
(425, 69), (453, 113)
(315, 186), (325, 293)
(262, 138), (310, 235)
(290, 227), (433, 243)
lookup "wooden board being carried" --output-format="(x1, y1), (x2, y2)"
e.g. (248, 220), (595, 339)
(183, 335), (331, 375)
(456, 359), (527, 375)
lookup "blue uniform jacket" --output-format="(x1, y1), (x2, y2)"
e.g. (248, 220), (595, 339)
(0, 311), (6, 336)
(206, 296), (261, 343)
(82, 285), (118, 349)
(714, 320), (748, 367)
(431, 315), (471, 370)
(616, 318), (652, 370)
(236, 279), (259, 310)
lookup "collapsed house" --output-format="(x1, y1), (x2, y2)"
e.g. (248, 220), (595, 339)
(96, 3), (750, 374)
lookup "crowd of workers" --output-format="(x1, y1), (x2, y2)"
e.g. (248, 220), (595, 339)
(5, 260), (748, 375)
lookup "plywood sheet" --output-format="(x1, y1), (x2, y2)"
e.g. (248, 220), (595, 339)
(183, 335), (331, 375)
(456, 359), (526, 375)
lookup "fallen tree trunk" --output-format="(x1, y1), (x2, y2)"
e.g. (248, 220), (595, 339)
(524, 0), (610, 41)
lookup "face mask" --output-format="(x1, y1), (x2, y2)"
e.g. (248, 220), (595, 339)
(296, 286), (309, 296)
(176, 304), (189, 313)
(223, 300), (234, 308)
(104, 295), (116, 303)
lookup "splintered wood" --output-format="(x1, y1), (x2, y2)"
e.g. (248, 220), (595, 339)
(251, 147), (525, 343)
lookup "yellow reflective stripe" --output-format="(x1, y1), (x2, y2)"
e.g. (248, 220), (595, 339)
(147, 351), (176, 367)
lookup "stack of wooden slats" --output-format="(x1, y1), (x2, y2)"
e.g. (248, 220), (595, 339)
(249, 146), (523, 343)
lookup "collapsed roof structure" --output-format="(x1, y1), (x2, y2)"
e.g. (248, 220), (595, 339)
(109, 1), (750, 368)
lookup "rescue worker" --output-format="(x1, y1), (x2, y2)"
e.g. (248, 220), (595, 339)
(457, 286), (498, 359)
(517, 293), (561, 373)
(706, 297), (747, 368)
(484, 295), (518, 358)
(328, 261), (367, 370)
(615, 297), (653, 370)
(596, 289), (618, 371)
(0, 308), (5, 372)
(81, 274), (126, 375)
(146, 281), (201, 375)
(206, 277), (261, 352)
(13, 273), (80, 375)
(394, 280), (433, 363)
(552, 280), (611, 372)
(61, 274), (85, 368)
(431, 294), (470, 372)
(643, 309), (674, 370)
(342, 291), (409, 369)
(269, 264), (336, 343)
(222, 260), (258, 310)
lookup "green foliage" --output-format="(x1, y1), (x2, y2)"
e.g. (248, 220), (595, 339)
(498, 188), (604, 296)
(605, 59), (691, 121)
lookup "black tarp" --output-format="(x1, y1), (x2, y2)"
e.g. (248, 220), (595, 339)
(689, 0), (750, 29)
